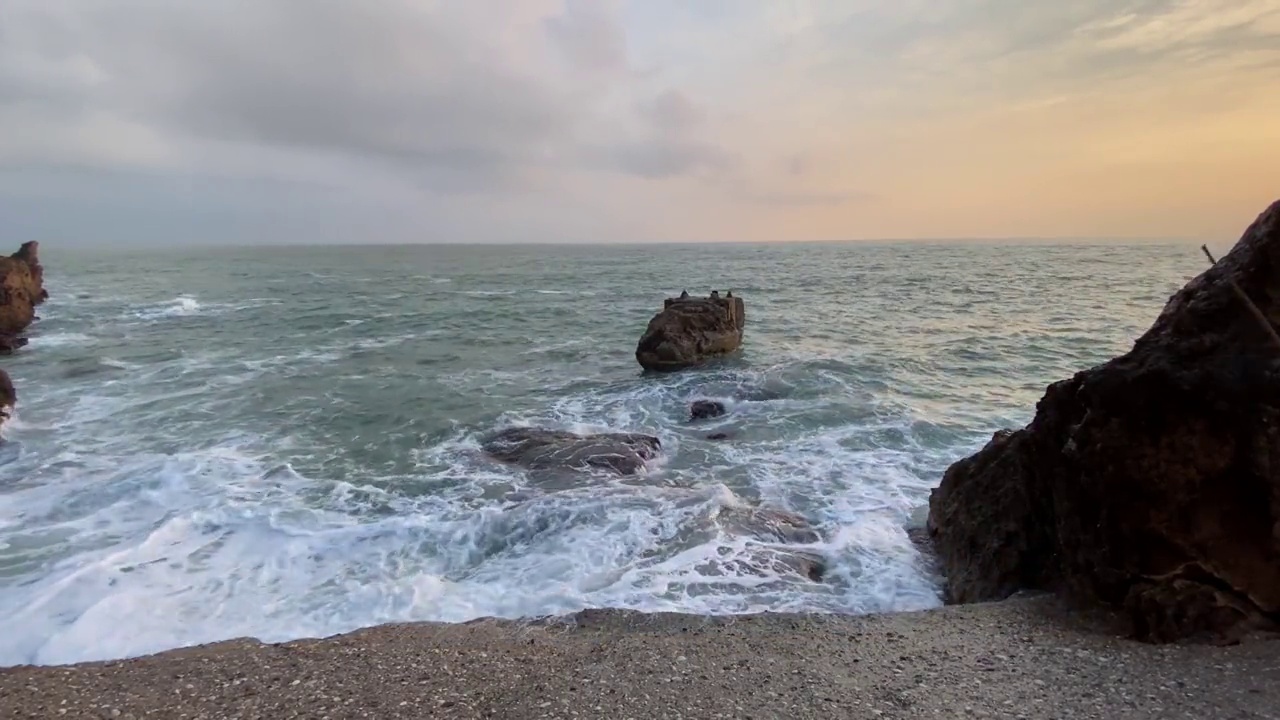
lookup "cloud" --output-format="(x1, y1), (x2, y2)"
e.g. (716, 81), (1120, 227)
(1, 0), (1277, 244)
(0, 0), (733, 193)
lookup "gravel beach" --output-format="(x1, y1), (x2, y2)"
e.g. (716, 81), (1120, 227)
(3, 596), (1277, 719)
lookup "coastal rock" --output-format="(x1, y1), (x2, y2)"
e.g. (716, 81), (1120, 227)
(927, 200), (1280, 642)
(716, 505), (826, 582)
(690, 400), (726, 421)
(0, 241), (48, 351)
(718, 506), (822, 545)
(0, 368), (14, 427)
(636, 292), (745, 372)
(717, 547), (826, 583)
(482, 427), (661, 476)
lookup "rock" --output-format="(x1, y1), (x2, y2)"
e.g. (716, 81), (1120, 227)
(718, 506), (823, 544)
(482, 427), (661, 477)
(0, 241), (48, 351)
(705, 432), (731, 441)
(715, 506), (826, 582)
(927, 200), (1280, 643)
(0, 368), (13, 430)
(0, 336), (29, 355)
(690, 400), (726, 421)
(715, 547), (827, 583)
(636, 292), (745, 372)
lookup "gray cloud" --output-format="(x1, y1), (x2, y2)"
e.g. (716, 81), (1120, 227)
(606, 140), (733, 179)
(0, 0), (733, 196)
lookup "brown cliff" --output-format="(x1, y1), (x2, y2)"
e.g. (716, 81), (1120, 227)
(636, 292), (745, 372)
(927, 200), (1280, 642)
(0, 241), (48, 353)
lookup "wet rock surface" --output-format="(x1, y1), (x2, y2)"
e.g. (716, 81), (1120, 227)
(715, 505), (826, 582)
(689, 399), (726, 421)
(928, 200), (1280, 642)
(481, 426), (661, 477)
(0, 368), (14, 429)
(636, 291), (745, 372)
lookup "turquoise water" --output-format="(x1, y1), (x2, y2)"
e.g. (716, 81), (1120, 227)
(0, 241), (1204, 665)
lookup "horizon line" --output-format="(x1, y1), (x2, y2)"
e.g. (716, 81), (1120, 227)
(33, 234), (1215, 253)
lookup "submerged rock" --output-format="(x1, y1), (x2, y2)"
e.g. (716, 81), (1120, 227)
(690, 399), (726, 421)
(706, 547), (826, 583)
(0, 241), (48, 352)
(482, 427), (661, 477)
(716, 505), (826, 582)
(636, 292), (745, 372)
(718, 506), (822, 545)
(928, 200), (1280, 642)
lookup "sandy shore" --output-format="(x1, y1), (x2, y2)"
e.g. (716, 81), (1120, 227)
(2, 596), (1277, 719)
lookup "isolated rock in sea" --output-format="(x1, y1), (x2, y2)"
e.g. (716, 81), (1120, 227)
(0, 241), (49, 352)
(636, 292), (745, 372)
(482, 427), (661, 476)
(690, 399), (727, 421)
(705, 432), (731, 441)
(927, 199), (1280, 643)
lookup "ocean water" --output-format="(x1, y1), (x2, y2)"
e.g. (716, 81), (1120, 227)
(0, 240), (1206, 666)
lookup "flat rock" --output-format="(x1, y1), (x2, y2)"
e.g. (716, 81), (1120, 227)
(927, 199), (1280, 642)
(636, 292), (745, 371)
(482, 426), (661, 477)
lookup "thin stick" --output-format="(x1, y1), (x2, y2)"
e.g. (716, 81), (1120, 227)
(1201, 244), (1280, 351)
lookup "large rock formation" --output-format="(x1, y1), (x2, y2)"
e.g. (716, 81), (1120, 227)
(0, 241), (48, 353)
(482, 427), (662, 477)
(636, 291), (745, 372)
(927, 200), (1280, 643)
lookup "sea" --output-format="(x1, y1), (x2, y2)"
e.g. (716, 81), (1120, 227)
(0, 240), (1208, 666)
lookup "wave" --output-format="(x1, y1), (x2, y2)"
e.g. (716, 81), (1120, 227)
(31, 332), (95, 349)
(131, 296), (202, 320)
(0, 361), (950, 666)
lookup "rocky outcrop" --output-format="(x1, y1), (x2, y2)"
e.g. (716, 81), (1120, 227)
(690, 400), (726, 421)
(636, 291), (745, 372)
(482, 427), (661, 477)
(927, 200), (1280, 643)
(0, 241), (48, 353)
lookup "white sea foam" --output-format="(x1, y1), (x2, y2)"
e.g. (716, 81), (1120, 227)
(31, 332), (95, 348)
(133, 296), (202, 320)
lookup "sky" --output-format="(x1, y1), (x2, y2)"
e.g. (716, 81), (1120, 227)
(1, 0), (1279, 245)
